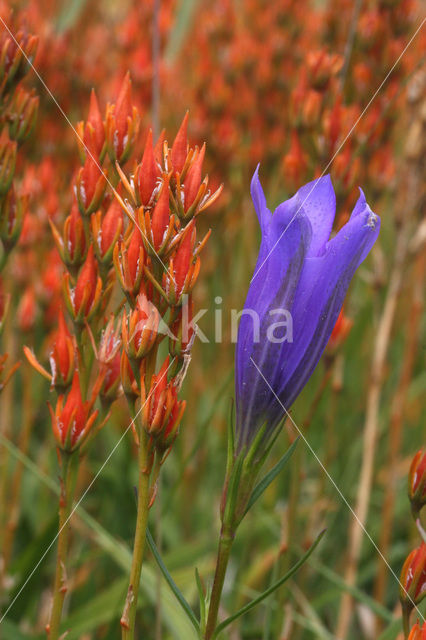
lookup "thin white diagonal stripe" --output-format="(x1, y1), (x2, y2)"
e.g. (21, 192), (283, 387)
(251, 17), (425, 284)
(0, 357), (176, 623)
(0, 17), (172, 278)
(249, 355), (425, 622)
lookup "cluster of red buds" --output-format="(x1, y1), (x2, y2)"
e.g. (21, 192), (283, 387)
(399, 450), (426, 636)
(0, 12), (39, 391)
(26, 74), (221, 469)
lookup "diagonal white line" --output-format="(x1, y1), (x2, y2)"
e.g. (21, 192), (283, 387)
(251, 17), (425, 284)
(249, 355), (425, 622)
(0, 357), (176, 623)
(0, 17), (172, 278)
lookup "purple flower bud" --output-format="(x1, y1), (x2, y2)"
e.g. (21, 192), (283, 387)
(235, 166), (380, 452)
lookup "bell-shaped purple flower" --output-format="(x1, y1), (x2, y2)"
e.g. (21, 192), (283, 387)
(235, 167), (380, 452)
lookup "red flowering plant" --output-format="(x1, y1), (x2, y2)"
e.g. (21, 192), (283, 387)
(22, 68), (221, 638)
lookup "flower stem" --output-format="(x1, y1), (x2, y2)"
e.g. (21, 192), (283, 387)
(204, 525), (234, 640)
(47, 450), (79, 640)
(121, 429), (152, 639)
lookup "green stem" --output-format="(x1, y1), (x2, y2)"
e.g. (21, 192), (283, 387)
(47, 450), (79, 640)
(204, 525), (234, 640)
(121, 430), (152, 639)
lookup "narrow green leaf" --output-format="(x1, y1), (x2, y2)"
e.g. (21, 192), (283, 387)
(146, 528), (200, 634)
(55, 0), (88, 34)
(377, 618), (403, 640)
(195, 568), (206, 630)
(164, 0), (200, 64)
(213, 529), (326, 638)
(244, 438), (299, 517)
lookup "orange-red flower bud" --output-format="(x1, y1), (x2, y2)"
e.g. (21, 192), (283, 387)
(63, 246), (102, 323)
(0, 30), (38, 95)
(122, 293), (160, 360)
(141, 357), (184, 447)
(92, 197), (123, 264)
(306, 50), (343, 90)
(98, 317), (122, 402)
(151, 177), (171, 250)
(105, 73), (140, 164)
(408, 621), (426, 640)
(184, 143), (205, 212)
(137, 129), (159, 206)
(171, 112), (188, 175)
(50, 202), (87, 271)
(169, 296), (195, 360)
(0, 185), (24, 256)
(409, 450), (426, 515)
(0, 136), (16, 195)
(84, 89), (105, 158)
(113, 224), (146, 299)
(49, 371), (98, 451)
(120, 350), (139, 400)
(50, 308), (75, 389)
(7, 86), (39, 143)
(400, 543), (426, 610)
(75, 153), (107, 216)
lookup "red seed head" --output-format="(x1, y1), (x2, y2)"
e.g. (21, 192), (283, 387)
(171, 112), (188, 174)
(138, 130), (159, 206)
(151, 178), (170, 249)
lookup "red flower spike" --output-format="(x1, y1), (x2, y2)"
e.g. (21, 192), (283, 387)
(171, 112), (188, 174)
(50, 308), (75, 388)
(122, 293), (160, 360)
(84, 89), (104, 157)
(151, 177), (170, 250)
(184, 143), (205, 211)
(409, 450), (426, 515)
(137, 129), (159, 206)
(400, 543), (426, 609)
(49, 371), (98, 451)
(408, 622), (426, 640)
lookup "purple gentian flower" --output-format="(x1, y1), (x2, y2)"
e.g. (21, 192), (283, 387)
(235, 167), (380, 451)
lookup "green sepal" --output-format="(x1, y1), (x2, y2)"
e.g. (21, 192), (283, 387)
(244, 437), (299, 518)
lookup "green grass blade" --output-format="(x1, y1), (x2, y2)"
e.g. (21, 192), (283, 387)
(214, 529), (326, 637)
(146, 528), (200, 634)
